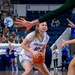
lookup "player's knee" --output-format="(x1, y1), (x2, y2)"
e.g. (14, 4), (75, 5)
(26, 68), (33, 74)
(22, 68), (33, 75)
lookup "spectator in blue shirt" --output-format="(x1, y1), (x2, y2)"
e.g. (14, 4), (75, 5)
(6, 45), (11, 70)
(6, 44), (18, 71)
(61, 45), (69, 70)
(51, 18), (60, 27)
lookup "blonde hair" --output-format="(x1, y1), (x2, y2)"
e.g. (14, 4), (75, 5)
(35, 24), (40, 39)
(35, 22), (47, 39)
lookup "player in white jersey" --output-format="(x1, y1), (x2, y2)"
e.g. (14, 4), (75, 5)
(19, 22), (51, 75)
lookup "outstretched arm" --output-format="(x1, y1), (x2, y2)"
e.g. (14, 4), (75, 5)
(15, 0), (75, 33)
(61, 39), (75, 48)
(38, 0), (75, 23)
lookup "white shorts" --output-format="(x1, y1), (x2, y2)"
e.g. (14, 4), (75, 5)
(19, 54), (37, 67)
(19, 54), (33, 64)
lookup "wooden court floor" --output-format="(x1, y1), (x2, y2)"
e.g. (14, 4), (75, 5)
(0, 71), (67, 75)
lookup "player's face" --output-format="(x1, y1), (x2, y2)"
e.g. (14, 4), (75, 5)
(38, 22), (48, 32)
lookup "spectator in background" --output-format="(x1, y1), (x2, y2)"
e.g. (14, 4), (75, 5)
(1, 10), (7, 20)
(8, 35), (15, 43)
(45, 45), (52, 70)
(61, 46), (69, 71)
(18, 38), (23, 44)
(51, 18), (60, 27)
(6, 44), (18, 71)
(10, 45), (18, 71)
(11, 31), (16, 40)
(2, 34), (8, 43)
(18, 36), (24, 44)
(6, 44), (11, 70)
(3, 0), (10, 11)
(3, 25), (9, 38)
(52, 45), (59, 70)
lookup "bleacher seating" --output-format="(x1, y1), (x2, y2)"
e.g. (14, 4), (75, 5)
(9, 27), (16, 31)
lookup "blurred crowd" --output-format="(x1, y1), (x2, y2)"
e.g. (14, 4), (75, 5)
(0, 0), (26, 44)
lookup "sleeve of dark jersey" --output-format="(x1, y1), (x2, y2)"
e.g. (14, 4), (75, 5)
(38, 0), (75, 23)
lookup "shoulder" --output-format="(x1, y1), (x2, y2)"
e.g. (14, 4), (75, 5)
(26, 31), (35, 37)
(47, 34), (49, 39)
(26, 31), (35, 41)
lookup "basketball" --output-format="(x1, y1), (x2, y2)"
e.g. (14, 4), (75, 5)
(33, 52), (45, 64)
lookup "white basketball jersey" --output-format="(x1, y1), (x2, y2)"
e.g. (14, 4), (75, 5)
(20, 31), (49, 57)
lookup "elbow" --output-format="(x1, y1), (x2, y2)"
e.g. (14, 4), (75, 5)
(21, 43), (27, 50)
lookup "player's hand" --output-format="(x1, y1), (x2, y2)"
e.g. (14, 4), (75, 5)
(15, 18), (33, 33)
(32, 51), (41, 57)
(61, 39), (67, 48)
(67, 18), (75, 28)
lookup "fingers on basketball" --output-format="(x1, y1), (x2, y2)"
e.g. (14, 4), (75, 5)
(33, 52), (45, 64)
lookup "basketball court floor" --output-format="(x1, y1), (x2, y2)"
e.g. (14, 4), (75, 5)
(0, 70), (67, 75)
